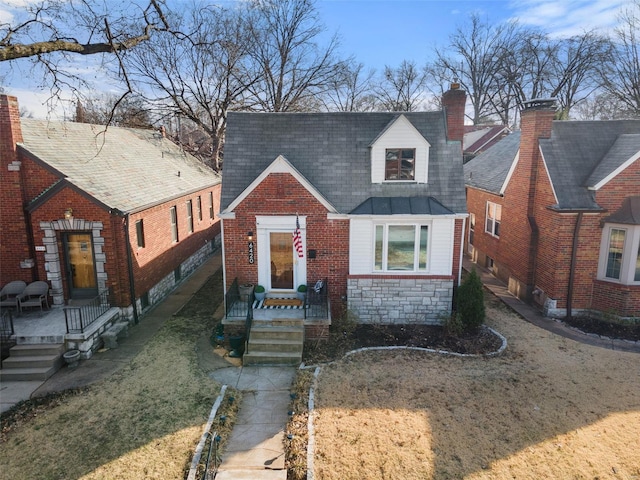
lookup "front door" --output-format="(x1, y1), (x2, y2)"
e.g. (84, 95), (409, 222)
(256, 215), (306, 293)
(64, 233), (98, 299)
(270, 232), (294, 290)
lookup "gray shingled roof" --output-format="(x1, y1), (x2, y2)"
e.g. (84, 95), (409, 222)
(222, 111), (466, 214)
(19, 119), (221, 213)
(540, 120), (640, 210)
(463, 131), (520, 194)
(351, 197), (454, 215)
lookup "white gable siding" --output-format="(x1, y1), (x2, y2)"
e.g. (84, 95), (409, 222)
(349, 216), (455, 275)
(371, 116), (430, 184)
(429, 217), (454, 274)
(350, 218), (374, 274)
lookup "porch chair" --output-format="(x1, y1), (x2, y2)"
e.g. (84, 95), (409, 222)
(17, 281), (50, 314)
(0, 281), (27, 309)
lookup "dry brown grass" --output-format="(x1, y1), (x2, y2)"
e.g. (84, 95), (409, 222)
(1, 271), (237, 480)
(313, 301), (640, 479)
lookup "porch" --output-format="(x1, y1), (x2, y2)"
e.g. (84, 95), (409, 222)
(0, 289), (121, 358)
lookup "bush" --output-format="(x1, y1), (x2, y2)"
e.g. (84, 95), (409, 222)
(443, 312), (465, 337)
(456, 268), (485, 332)
(255, 285), (265, 293)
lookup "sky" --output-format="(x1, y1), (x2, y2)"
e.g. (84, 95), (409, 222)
(0, 0), (630, 119)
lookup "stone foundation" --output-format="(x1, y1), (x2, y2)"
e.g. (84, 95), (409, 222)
(347, 276), (453, 324)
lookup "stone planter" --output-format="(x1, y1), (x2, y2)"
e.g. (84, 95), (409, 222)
(239, 284), (254, 300)
(63, 349), (81, 369)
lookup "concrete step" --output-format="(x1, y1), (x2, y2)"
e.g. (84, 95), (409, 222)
(9, 343), (65, 356)
(0, 365), (59, 381)
(1, 354), (63, 369)
(242, 351), (302, 366)
(250, 326), (304, 341)
(248, 338), (303, 354)
(252, 318), (303, 328)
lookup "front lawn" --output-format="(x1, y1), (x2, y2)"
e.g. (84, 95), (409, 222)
(311, 300), (640, 479)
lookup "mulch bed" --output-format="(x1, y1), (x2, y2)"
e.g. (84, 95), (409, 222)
(351, 324), (503, 355)
(563, 316), (640, 342)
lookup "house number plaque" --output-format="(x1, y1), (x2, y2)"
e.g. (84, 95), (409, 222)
(248, 241), (255, 264)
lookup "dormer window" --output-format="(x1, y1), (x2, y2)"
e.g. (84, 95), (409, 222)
(370, 115), (430, 184)
(385, 149), (415, 181)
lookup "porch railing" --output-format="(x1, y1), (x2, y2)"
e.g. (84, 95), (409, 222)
(1, 308), (16, 367)
(304, 278), (329, 319)
(64, 288), (112, 334)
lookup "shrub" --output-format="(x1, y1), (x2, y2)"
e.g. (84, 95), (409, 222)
(456, 268), (485, 332)
(443, 312), (465, 337)
(255, 285), (265, 293)
(297, 284), (307, 293)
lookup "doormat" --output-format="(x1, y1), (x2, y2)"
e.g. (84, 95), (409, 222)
(263, 298), (303, 307)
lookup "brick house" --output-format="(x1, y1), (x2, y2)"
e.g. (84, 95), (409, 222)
(464, 98), (640, 319)
(0, 95), (221, 325)
(220, 85), (468, 338)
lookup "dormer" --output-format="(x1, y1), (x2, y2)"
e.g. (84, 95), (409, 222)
(370, 114), (431, 184)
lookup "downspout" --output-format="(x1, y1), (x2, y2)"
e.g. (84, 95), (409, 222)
(458, 216), (467, 285)
(566, 212), (583, 320)
(123, 213), (139, 325)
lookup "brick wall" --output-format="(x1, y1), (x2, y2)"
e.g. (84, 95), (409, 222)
(223, 173), (348, 318)
(442, 84), (466, 147)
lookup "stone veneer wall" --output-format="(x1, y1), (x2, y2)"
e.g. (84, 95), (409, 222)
(347, 277), (453, 324)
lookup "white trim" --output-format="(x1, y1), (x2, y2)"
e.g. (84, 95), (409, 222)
(256, 215), (307, 292)
(218, 211), (235, 220)
(500, 151), (519, 195)
(538, 147), (560, 204)
(591, 150), (640, 191)
(221, 155), (337, 214)
(458, 216), (466, 285)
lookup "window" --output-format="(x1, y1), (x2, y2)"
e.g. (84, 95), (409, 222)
(135, 219), (145, 248)
(209, 192), (214, 219)
(485, 202), (502, 237)
(170, 206), (179, 242)
(605, 228), (625, 279)
(186, 200), (194, 233)
(598, 224), (640, 285)
(197, 196), (202, 221)
(374, 224), (429, 272)
(468, 213), (475, 253)
(385, 148), (415, 181)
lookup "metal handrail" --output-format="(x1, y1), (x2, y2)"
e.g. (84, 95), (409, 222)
(64, 288), (112, 333)
(1, 309), (16, 367)
(305, 278), (329, 319)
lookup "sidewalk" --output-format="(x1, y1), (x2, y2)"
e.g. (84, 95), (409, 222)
(1, 250), (222, 413)
(464, 257), (640, 354)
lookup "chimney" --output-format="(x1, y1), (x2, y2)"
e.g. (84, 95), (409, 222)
(0, 95), (32, 284)
(442, 82), (466, 149)
(520, 98), (556, 141)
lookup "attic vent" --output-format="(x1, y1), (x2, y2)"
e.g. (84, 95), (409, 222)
(523, 98), (556, 111)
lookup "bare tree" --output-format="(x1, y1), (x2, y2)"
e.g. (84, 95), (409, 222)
(374, 60), (427, 111)
(432, 15), (516, 124)
(599, 0), (640, 117)
(73, 93), (153, 128)
(322, 60), (377, 111)
(246, 0), (343, 112)
(0, 0), (173, 120)
(125, 3), (258, 168)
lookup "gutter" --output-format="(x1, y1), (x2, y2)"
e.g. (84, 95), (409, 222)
(120, 211), (139, 325)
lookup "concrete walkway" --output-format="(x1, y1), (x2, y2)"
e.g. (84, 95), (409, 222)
(464, 258), (640, 354)
(210, 366), (295, 480)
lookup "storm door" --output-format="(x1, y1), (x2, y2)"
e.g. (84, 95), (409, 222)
(269, 232), (294, 290)
(63, 233), (98, 299)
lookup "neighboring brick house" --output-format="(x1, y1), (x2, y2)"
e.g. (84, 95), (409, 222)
(463, 124), (511, 163)
(464, 98), (640, 319)
(0, 95), (221, 323)
(220, 85), (468, 334)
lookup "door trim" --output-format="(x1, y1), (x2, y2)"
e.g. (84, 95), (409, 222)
(256, 215), (307, 293)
